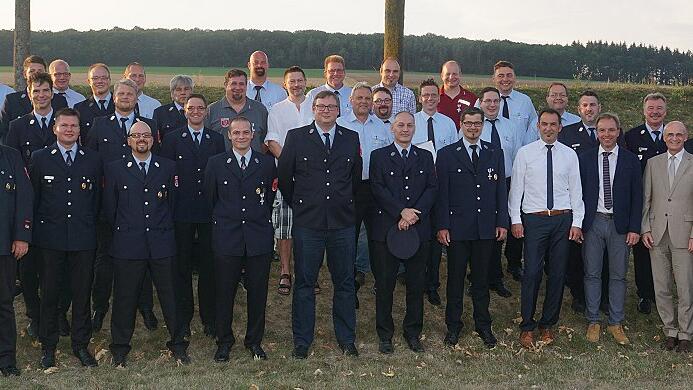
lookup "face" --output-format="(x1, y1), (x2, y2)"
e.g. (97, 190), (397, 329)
(284, 71), (306, 99)
(125, 65), (146, 89)
(114, 84), (137, 113)
(29, 81), (53, 111)
(127, 122), (154, 154)
(224, 75), (247, 103)
(441, 62), (460, 90)
(663, 123), (687, 154)
(380, 59), (400, 88)
(537, 112), (562, 143)
(479, 91), (500, 119)
(312, 96), (339, 127)
(229, 120), (253, 151)
(350, 88), (373, 117)
(643, 98), (667, 128)
(50, 62), (71, 91)
(248, 52), (268, 78)
(546, 84), (568, 112)
(596, 117), (620, 150)
(493, 66), (515, 94)
(24, 62), (45, 81)
(577, 95), (601, 124)
(391, 113), (415, 144)
(324, 61), (345, 88)
(419, 85), (440, 113)
(185, 97), (207, 127)
(372, 91), (393, 120)
(460, 113), (484, 142)
(88, 66), (111, 96)
(53, 114), (80, 145)
(172, 83), (193, 106)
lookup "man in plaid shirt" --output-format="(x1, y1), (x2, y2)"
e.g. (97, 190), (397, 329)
(373, 58), (416, 115)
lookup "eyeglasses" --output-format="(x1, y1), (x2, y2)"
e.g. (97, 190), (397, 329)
(462, 121), (484, 127)
(129, 133), (153, 139)
(374, 98), (392, 104)
(52, 72), (71, 78)
(481, 99), (500, 104)
(314, 104), (339, 112)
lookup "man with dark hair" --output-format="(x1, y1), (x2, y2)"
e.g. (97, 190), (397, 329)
(246, 51), (287, 109)
(75, 63), (115, 136)
(123, 62), (161, 119)
(153, 75), (194, 139)
(485, 61), (537, 142)
(373, 58), (415, 115)
(438, 60), (477, 129)
(372, 87), (394, 123)
(523, 82), (581, 144)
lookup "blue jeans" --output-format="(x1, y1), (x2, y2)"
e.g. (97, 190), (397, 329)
(292, 226), (356, 347)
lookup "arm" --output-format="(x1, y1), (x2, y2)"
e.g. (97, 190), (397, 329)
(266, 162), (278, 209)
(12, 149), (33, 246)
(406, 89), (416, 114)
(277, 131), (296, 204)
(568, 151), (585, 228)
(351, 137), (363, 196)
(628, 157), (644, 234)
(267, 141), (283, 159)
(369, 152), (406, 220)
(434, 151), (451, 231)
(203, 158), (218, 211)
(159, 132), (175, 160)
(412, 151), (438, 220)
(495, 149), (509, 229)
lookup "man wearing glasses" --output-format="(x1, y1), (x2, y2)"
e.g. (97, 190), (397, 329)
(372, 87), (394, 124)
(75, 63), (115, 136)
(48, 60), (85, 109)
(305, 55), (352, 116)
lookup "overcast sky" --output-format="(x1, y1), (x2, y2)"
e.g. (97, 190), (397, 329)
(2, 0), (691, 52)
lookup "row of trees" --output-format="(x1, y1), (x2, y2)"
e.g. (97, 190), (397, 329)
(1, 28), (691, 85)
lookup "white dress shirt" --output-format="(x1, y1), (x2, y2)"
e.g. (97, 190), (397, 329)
(0, 83), (15, 111)
(481, 115), (522, 177)
(247, 79), (288, 109)
(137, 93), (162, 119)
(645, 123), (665, 142)
(337, 112), (392, 179)
(597, 145), (618, 214)
(133, 153), (152, 174)
(54, 87), (86, 108)
(266, 97), (314, 150)
(305, 84), (352, 117)
(33, 109), (54, 127)
(509, 139), (584, 227)
(477, 89), (537, 138)
(413, 111), (458, 151)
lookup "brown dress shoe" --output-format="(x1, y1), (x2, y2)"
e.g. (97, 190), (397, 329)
(586, 323), (601, 343)
(663, 336), (678, 351)
(519, 331), (534, 349)
(607, 324), (630, 345)
(539, 328), (555, 345)
(676, 339), (690, 353)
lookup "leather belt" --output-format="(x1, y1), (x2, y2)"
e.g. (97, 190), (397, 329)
(596, 212), (614, 219)
(529, 209), (571, 216)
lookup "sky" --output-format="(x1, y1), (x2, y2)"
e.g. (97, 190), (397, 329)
(1, 0), (692, 52)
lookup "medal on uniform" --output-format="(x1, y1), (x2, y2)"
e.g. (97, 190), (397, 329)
(258, 186), (265, 205)
(157, 191), (163, 199)
(81, 182), (87, 190)
(4, 182), (10, 191)
(487, 168), (493, 181)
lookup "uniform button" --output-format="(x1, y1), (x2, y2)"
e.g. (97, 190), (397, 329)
(242, 220), (246, 224)
(145, 214), (150, 218)
(67, 214), (71, 218)
(197, 168), (202, 172)
(457, 169), (461, 172)
(299, 199), (303, 203)
(144, 202), (149, 206)
(67, 178), (71, 182)
(197, 180), (201, 183)
(67, 202), (71, 206)
(326, 182), (330, 186)
(406, 196), (410, 200)
(665, 213), (668, 216)
(476, 184), (480, 188)
(477, 209), (481, 212)
(477, 197), (481, 201)
(404, 186), (409, 190)
(122, 155), (126, 158)
(146, 227), (150, 231)
(144, 188), (148, 192)
(324, 159), (327, 163)
(242, 208), (246, 212)
(326, 170), (330, 173)
(326, 196), (330, 200)
(405, 176), (409, 180)
(67, 190), (71, 194)
(223, 181), (228, 185)
(450, 211), (453, 215)
(198, 191), (202, 195)
(242, 195), (246, 199)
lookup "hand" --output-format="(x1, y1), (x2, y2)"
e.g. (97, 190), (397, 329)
(626, 232), (640, 247)
(400, 208), (421, 225)
(496, 227), (507, 241)
(11, 240), (28, 260)
(437, 229), (451, 246)
(688, 238), (693, 253)
(511, 224), (524, 239)
(398, 218), (410, 231)
(642, 232), (654, 249)
(569, 227), (583, 243)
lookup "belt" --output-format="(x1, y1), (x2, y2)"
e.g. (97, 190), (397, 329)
(528, 209), (571, 216)
(596, 212), (614, 219)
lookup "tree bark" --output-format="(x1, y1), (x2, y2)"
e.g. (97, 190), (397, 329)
(384, 0), (405, 84)
(14, 0), (31, 90)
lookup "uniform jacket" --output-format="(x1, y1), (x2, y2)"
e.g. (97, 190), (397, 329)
(153, 103), (187, 141)
(74, 95), (115, 139)
(85, 114), (158, 163)
(560, 121), (624, 156)
(5, 112), (57, 165)
(0, 90), (67, 140)
(624, 123), (668, 173)
(0, 145), (33, 255)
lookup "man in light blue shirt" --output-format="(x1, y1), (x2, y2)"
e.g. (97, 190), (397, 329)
(305, 55), (352, 116)
(523, 82), (581, 144)
(246, 51), (288, 109)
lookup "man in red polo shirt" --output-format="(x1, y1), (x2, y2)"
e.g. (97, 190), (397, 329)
(437, 60), (477, 130)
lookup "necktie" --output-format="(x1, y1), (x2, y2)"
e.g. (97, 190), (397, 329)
(41, 117), (48, 131)
(241, 155), (247, 177)
(652, 130), (661, 142)
(588, 127), (596, 143)
(487, 119), (501, 147)
(58, 92), (66, 96)
(253, 86), (262, 103)
(669, 155), (677, 188)
(334, 90), (341, 117)
(501, 96), (510, 119)
(179, 108), (185, 117)
(139, 161), (147, 178)
(384, 120), (390, 124)
(98, 99), (107, 112)
(323, 132), (331, 153)
(470, 144), (479, 170)
(65, 149), (73, 167)
(120, 117), (128, 136)
(602, 151), (612, 210)
(193, 131), (201, 147)
(401, 148), (408, 160)
(427, 117), (436, 149)
(546, 144), (554, 210)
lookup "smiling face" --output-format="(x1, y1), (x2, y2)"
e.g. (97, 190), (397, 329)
(350, 87), (373, 118)
(537, 111), (562, 144)
(493, 66), (515, 95)
(324, 61), (345, 89)
(479, 90), (501, 119)
(248, 51), (268, 79)
(88, 66), (111, 96)
(312, 95), (339, 129)
(172, 82), (193, 106)
(643, 97), (667, 129)
(185, 96), (207, 128)
(125, 64), (146, 90)
(596, 117), (620, 150)
(30, 81), (53, 111)
(391, 112), (415, 145)
(114, 83), (137, 114)
(441, 61), (461, 90)
(284, 71), (306, 100)
(372, 90), (393, 120)
(229, 119), (253, 153)
(50, 61), (71, 91)
(577, 95), (601, 125)
(53, 114), (80, 147)
(419, 85), (440, 114)
(663, 121), (687, 154)
(380, 59), (400, 88)
(460, 113), (484, 143)
(224, 75), (247, 103)
(127, 121), (154, 154)
(546, 84), (568, 113)
(24, 62), (45, 82)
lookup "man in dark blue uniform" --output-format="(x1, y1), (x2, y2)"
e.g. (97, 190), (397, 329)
(104, 121), (188, 366)
(153, 75), (192, 140)
(205, 116), (276, 361)
(369, 111), (437, 354)
(74, 63), (115, 139)
(436, 108), (508, 349)
(29, 108), (102, 368)
(160, 93), (224, 338)
(0, 144), (32, 377)
(86, 78), (159, 332)
(278, 90), (362, 359)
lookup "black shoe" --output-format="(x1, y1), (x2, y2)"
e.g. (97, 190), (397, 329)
(26, 320), (38, 339)
(292, 345), (309, 359)
(0, 366), (20, 376)
(638, 298), (652, 314)
(204, 323), (216, 338)
(491, 282), (512, 298)
(112, 352), (127, 367)
(141, 310), (158, 330)
(214, 345), (231, 362)
(173, 350), (191, 365)
(41, 350), (56, 369)
(405, 337), (425, 353)
(378, 339), (394, 354)
(247, 344), (267, 360)
(600, 301), (609, 314)
(59, 314), (71, 337)
(508, 267), (523, 281)
(339, 343), (359, 357)
(426, 290), (442, 306)
(477, 329), (497, 349)
(74, 348), (98, 367)
(92, 311), (106, 332)
(443, 332), (459, 347)
(571, 299), (586, 314)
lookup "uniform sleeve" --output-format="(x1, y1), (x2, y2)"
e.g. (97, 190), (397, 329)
(203, 158), (218, 210)
(266, 161), (278, 210)
(628, 154), (643, 234)
(495, 149), (509, 229)
(413, 151), (438, 220)
(159, 132), (175, 160)
(351, 135), (363, 196)
(103, 163), (118, 226)
(5, 119), (20, 151)
(12, 150), (33, 243)
(640, 159), (653, 234)
(370, 152), (406, 219)
(434, 151), (450, 231)
(277, 130), (296, 204)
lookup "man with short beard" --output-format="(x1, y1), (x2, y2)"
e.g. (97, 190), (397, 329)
(48, 59), (85, 108)
(246, 51), (287, 109)
(372, 87), (394, 124)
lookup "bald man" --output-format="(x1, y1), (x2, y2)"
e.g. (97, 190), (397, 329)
(438, 60), (478, 130)
(246, 51), (287, 109)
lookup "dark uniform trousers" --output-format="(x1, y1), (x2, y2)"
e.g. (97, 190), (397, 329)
(354, 180), (375, 275)
(0, 256), (18, 367)
(174, 222), (214, 330)
(447, 240), (493, 333)
(205, 150), (277, 348)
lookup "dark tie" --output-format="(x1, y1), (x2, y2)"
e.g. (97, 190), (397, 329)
(120, 117), (128, 136)
(99, 99), (107, 112)
(384, 120), (390, 124)
(588, 127), (596, 143)
(41, 117), (48, 131)
(58, 92), (66, 96)
(501, 96), (510, 119)
(427, 117), (436, 149)
(487, 119), (501, 147)
(652, 130), (661, 142)
(401, 148), (408, 160)
(323, 132), (331, 153)
(602, 151), (613, 210)
(241, 155), (247, 177)
(334, 90), (341, 117)
(546, 144), (554, 210)
(139, 161), (147, 178)
(253, 86), (262, 102)
(65, 149), (73, 167)
(193, 131), (201, 148)
(179, 108), (185, 117)
(470, 144), (479, 170)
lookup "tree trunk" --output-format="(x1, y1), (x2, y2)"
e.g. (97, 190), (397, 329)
(384, 0), (405, 84)
(14, 0), (31, 90)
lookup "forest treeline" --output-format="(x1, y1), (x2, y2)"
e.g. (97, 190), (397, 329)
(0, 28), (691, 85)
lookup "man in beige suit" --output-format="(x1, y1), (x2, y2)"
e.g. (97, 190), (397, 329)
(642, 121), (693, 353)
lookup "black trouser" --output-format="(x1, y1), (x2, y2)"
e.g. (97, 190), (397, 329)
(489, 177), (512, 286)
(20, 247), (40, 322)
(174, 222), (215, 332)
(632, 241), (655, 301)
(503, 177), (523, 273)
(447, 239), (493, 334)
(109, 257), (187, 357)
(354, 180), (375, 276)
(92, 221), (154, 315)
(372, 240), (428, 341)
(38, 249), (94, 351)
(0, 255), (17, 367)
(425, 242), (442, 292)
(57, 260), (72, 320)
(215, 252), (272, 348)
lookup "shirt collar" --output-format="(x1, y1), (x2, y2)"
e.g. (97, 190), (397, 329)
(598, 144), (619, 157)
(538, 138), (558, 148)
(188, 125), (203, 137)
(248, 79), (267, 89)
(645, 123), (664, 134)
(344, 111), (377, 125)
(462, 137), (480, 151)
(394, 142), (410, 155)
(57, 142), (77, 157)
(316, 123), (336, 140)
(132, 153), (152, 167)
(96, 92), (112, 102)
(174, 102), (183, 111)
(115, 111), (135, 123)
(33, 109), (54, 123)
(233, 148), (252, 163)
(668, 148), (685, 159)
(53, 87), (70, 95)
(583, 122), (596, 130)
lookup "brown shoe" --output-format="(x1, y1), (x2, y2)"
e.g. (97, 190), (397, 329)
(586, 323), (601, 343)
(539, 328), (555, 345)
(676, 339), (690, 353)
(663, 336), (678, 351)
(607, 324), (630, 345)
(519, 331), (534, 349)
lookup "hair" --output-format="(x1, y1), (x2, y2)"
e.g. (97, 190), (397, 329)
(419, 78), (439, 90)
(547, 82), (568, 95)
(113, 78), (138, 95)
(595, 112), (621, 129)
(283, 66), (306, 79)
(350, 81), (371, 97)
(28, 72), (53, 90)
(88, 63), (111, 78)
(54, 107), (81, 122)
(169, 75), (194, 92)
(48, 59), (70, 73)
(393, 110), (414, 122)
(371, 86), (393, 99)
(229, 116), (251, 128)
(186, 93), (207, 107)
(579, 90), (599, 101)
(23, 55), (47, 70)
(643, 92), (667, 105)
(224, 68), (248, 85)
(538, 107), (562, 122)
(460, 107), (484, 122)
(380, 57), (400, 69)
(493, 60), (514, 72)
(479, 86), (500, 98)
(312, 90), (338, 106)
(324, 54), (345, 69)
(441, 60), (461, 73)
(123, 62), (145, 76)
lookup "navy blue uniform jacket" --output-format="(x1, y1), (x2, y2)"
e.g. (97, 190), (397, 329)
(0, 145), (33, 255)
(85, 114), (158, 164)
(0, 90), (67, 141)
(5, 113), (57, 165)
(623, 123), (667, 173)
(153, 103), (187, 141)
(74, 95), (115, 140)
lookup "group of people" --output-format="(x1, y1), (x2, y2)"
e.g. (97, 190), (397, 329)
(0, 50), (691, 377)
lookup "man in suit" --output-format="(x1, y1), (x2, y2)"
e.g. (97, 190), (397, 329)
(369, 111), (437, 353)
(278, 90), (362, 359)
(205, 116), (277, 361)
(29, 108), (102, 368)
(160, 93), (225, 338)
(579, 113), (642, 345)
(153, 75), (193, 140)
(123, 62), (161, 119)
(642, 121), (693, 353)
(624, 92), (669, 315)
(104, 121), (189, 366)
(437, 107), (507, 349)
(75, 63), (115, 137)
(0, 144), (32, 377)
(685, 139), (693, 154)
(48, 60), (85, 108)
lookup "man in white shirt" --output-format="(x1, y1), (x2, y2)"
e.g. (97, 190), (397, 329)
(509, 108), (584, 349)
(48, 59), (85, 108)
(487, 61), (538, 145)
(524, 82), (581, 144)
(246, 51), (288, 109)
(305, 55), (352, 116)
(372, 58), (415, 115)
(124, 62), (161, 119)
